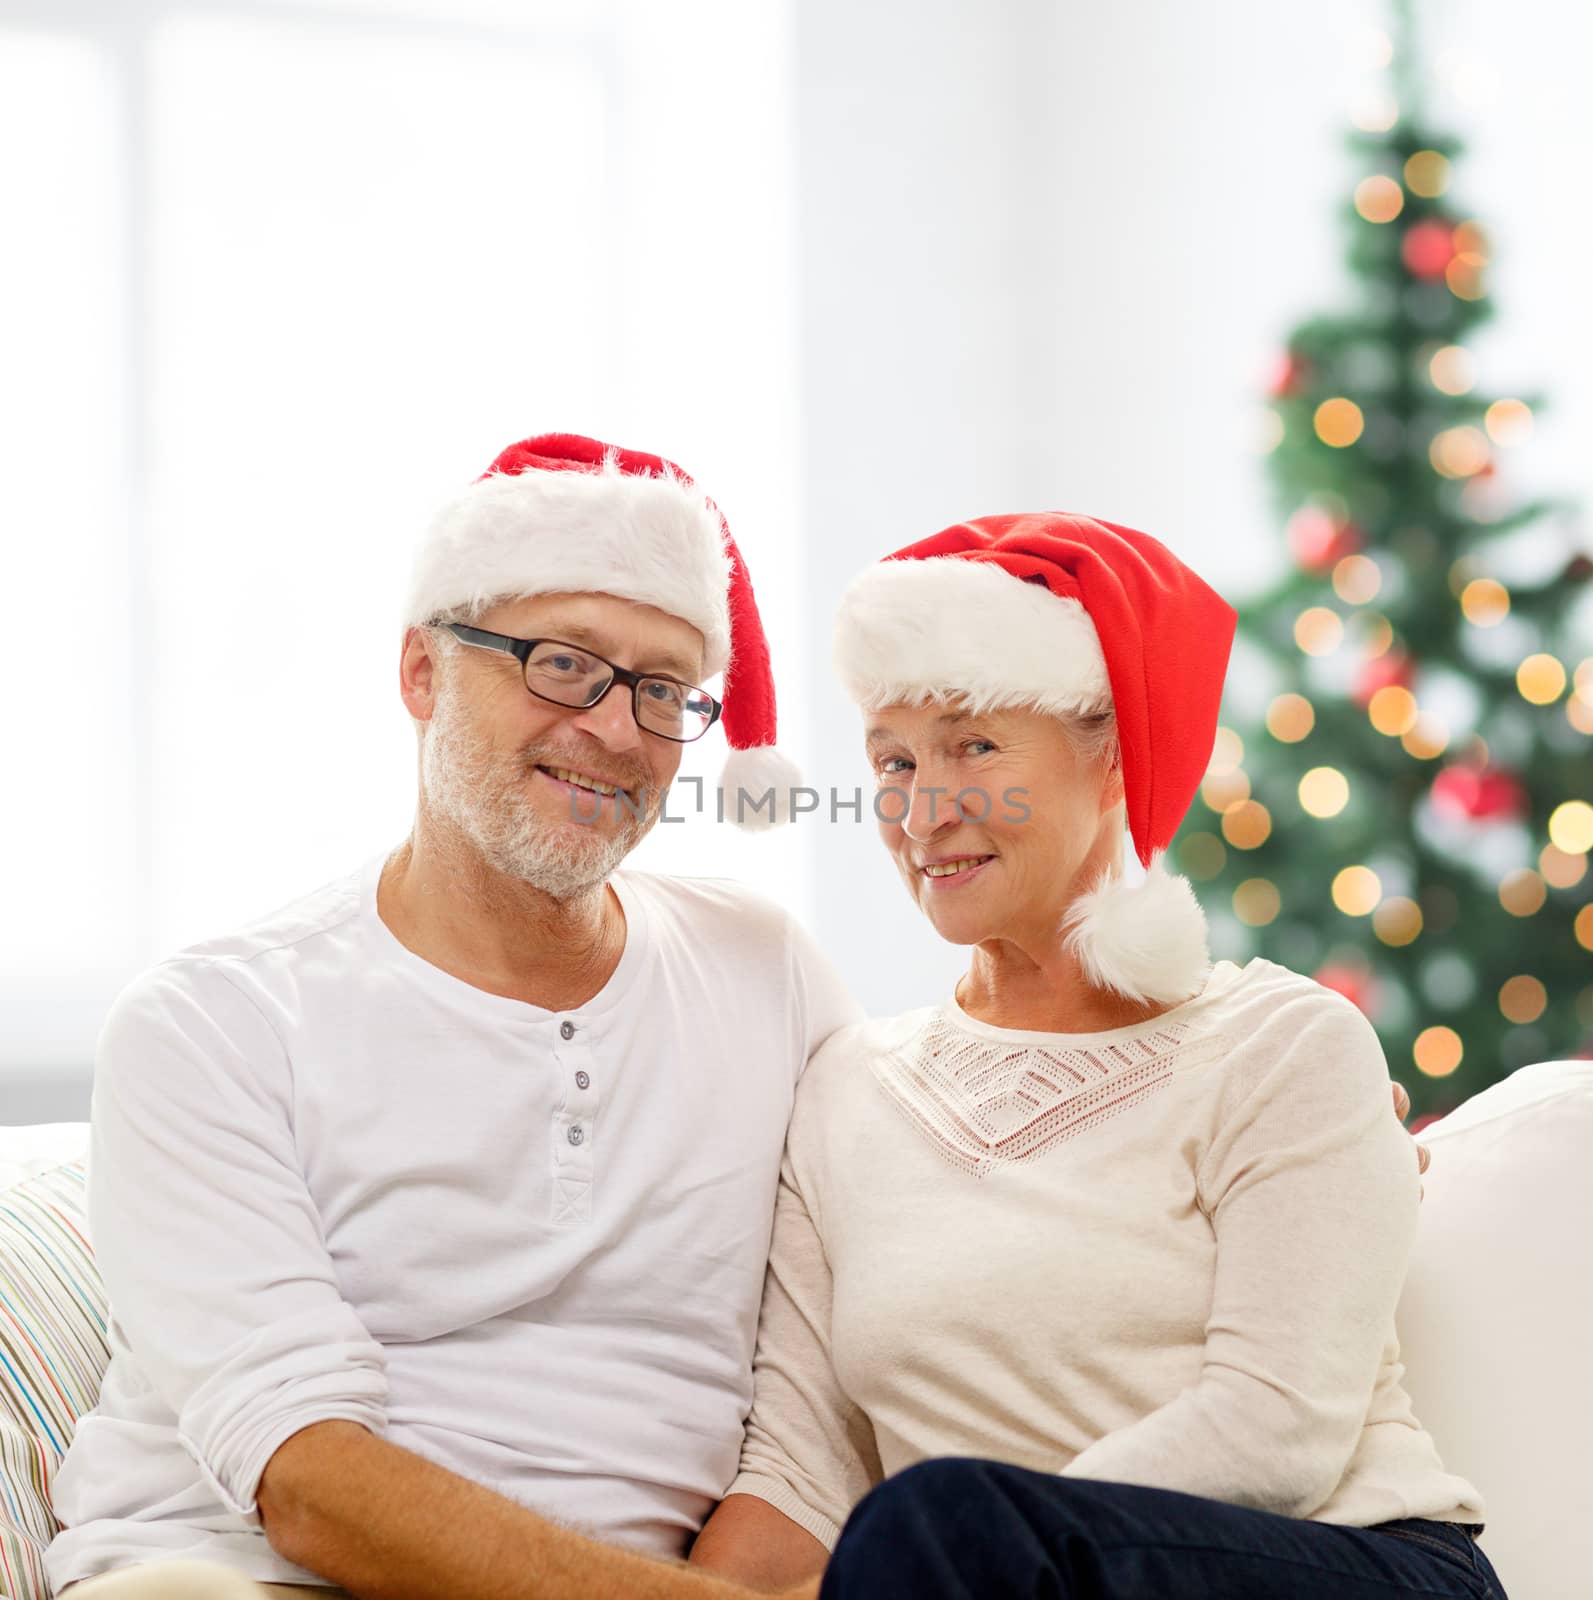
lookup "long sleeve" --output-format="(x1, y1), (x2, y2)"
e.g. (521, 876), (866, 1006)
(1059, 996), (1418, 1517)
(727, 1147), (881, 1549)
(88, 959), (388, 1517)
(785, 911), (867, 1073)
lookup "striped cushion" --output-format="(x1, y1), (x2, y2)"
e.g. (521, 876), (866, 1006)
(0, 1161), (108, 1600)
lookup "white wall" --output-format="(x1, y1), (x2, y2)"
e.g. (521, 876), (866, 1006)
(0, 0), (803, 1113)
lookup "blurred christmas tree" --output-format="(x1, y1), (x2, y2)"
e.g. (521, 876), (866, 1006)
(1181, 0), (1593, 1117)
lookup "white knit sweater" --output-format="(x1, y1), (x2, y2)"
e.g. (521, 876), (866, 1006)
(730, 957), (1484, 1546)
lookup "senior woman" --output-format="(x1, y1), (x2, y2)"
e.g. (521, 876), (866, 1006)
(689, 514), (1505, 1600)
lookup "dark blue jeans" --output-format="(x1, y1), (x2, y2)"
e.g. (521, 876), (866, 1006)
(819, 1459), (1507, 1599)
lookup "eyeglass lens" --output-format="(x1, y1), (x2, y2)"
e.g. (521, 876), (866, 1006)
(523, 641), (714, 742)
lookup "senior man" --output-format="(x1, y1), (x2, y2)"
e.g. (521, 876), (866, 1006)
(46, 434), (853, 1600)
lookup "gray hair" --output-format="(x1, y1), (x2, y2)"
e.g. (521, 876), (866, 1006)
(1062, 706), (1126, 873)
(1062, 706), (1120, 771)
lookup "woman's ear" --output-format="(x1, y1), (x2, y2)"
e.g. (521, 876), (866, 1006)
(1098, 753), (1126, 815)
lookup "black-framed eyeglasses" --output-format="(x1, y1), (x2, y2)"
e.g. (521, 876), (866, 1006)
(445, 623), (723, 744)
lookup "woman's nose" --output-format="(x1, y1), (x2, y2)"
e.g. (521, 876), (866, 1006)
(901, 778), (962, 842)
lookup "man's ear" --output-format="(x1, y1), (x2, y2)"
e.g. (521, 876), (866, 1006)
(399, 626), (442, 723)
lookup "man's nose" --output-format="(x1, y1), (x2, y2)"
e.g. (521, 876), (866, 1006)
(570, 681), (644, 751)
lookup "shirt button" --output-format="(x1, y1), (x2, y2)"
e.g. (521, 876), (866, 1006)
(567, 1124), (585, 1147)
(559, 1021), (576, 1040)
(575, 1071), (591, 1090)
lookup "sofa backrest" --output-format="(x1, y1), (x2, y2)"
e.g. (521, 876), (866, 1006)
(1395, 1059), (1593, 1600)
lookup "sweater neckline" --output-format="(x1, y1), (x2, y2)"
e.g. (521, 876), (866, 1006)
(943, 959), (1249, 1049)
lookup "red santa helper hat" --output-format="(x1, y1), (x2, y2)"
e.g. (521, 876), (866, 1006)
(403, 432), (797, 829)
(833, 512), (1238, 1005)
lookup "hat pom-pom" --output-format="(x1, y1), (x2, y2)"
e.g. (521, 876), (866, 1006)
(1061, 850), (1212, 1005)
(718, 744), (803, 831)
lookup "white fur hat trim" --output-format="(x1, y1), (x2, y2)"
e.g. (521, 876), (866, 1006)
(718, 744), (804, 831)
(1062, 852), (1212, 1005)
(404, 453), (733, 675)
(833, 556), (1111, 715)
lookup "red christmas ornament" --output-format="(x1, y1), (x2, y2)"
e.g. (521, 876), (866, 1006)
(1268, 350), (1310, 399)
(1429, 763), (1528, 822)
(1287, 506), (1361, 571)
(1352, 648), (1413, 707)
(1314, 962), (1377, 1018)
(1401, 220), (1457, 280)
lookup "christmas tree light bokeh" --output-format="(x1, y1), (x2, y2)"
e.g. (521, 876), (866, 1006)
(1182, 0), (1593, 1118)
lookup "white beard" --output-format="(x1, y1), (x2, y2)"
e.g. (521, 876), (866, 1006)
(420, 674), (656, 900)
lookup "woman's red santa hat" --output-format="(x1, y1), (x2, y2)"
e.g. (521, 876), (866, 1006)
(834, 512), (1238, 1004)
(403, 432), (795, 828)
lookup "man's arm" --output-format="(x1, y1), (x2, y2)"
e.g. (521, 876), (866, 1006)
(257, 1421), (754, 1600)
(87, 964), (390, 1515)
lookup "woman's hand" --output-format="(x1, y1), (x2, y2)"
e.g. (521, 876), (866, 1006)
(1391, 1081), (1431, 1194)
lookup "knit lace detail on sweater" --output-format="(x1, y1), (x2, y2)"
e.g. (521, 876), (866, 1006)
(871, 1007), (1228, 1178)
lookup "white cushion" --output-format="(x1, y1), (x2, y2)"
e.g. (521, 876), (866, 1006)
(1396, 1059), (1593, 1600)
(0, 1122), (90, 1191)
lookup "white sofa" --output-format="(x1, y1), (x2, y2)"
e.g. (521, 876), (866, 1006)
(1393, 1060), (1593, 1599)
(3, 1062), (1590, 1599)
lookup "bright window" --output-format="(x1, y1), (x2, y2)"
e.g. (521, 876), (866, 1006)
(0, 0), (801, 1080)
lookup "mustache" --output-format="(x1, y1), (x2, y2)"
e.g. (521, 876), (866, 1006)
(519, 741), (653, 797)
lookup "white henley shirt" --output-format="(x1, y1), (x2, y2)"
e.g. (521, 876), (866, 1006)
(46, 852), (859, 1591)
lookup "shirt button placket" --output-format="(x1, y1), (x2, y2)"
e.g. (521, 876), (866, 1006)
(551, 1018), (597, 1225)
